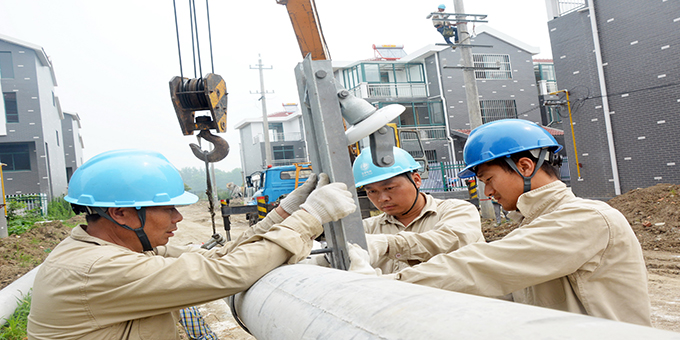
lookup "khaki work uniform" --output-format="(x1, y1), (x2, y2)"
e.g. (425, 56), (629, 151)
(28, 209), (320, 340)
(395, 181), (651, 326)
(364, 193), (484, 274)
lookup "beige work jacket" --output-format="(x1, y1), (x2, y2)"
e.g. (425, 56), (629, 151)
(395, 181), (651, 326)
(364, 193), (484, 274)
(27, 209), (321, 340)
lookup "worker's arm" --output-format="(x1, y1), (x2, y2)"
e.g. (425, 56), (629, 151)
(394, 205), (610, 297)
(384, 199), (483, 262)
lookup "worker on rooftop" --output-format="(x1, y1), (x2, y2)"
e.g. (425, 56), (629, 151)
(27, 149), (356, 339)
(360, 119), (651, 325)
(352, 146), (483, 274)
(426, 4), (458, 45)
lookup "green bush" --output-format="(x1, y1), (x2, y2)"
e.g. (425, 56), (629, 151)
(0, 291), (31, 340)
(47, 195), (75, 221)
(6, 201), (43, 236)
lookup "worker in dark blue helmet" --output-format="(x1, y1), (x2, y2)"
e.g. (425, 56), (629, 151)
(352, 146), (483, 274)
(389, 119), (651, 326)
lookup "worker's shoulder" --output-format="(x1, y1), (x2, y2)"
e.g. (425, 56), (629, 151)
(430, 195), (476, 209)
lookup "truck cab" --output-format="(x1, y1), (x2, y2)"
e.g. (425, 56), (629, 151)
(247, 164), (312, 205)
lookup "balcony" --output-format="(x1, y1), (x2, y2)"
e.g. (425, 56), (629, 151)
(349, 82), (428, 99)
(253, 131), (303, 144)
(399, 126), (448, 141)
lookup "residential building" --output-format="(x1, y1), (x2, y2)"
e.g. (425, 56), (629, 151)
(546, 0), (680, 198)
(61, 111), (84, 181)
(333, 26), (548, 165)
(1, 34), (82, 200)
(235, 103), (308, 177)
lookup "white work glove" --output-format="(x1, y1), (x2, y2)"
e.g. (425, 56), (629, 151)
(347, 243), (381, 276)
(279, 173), (330, 214)
(300, 182), (356, 225)
(365, 234), (389, 266)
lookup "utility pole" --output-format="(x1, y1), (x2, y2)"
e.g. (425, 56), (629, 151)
(250, 54), (274, 167)
(454, 0), (494, 219)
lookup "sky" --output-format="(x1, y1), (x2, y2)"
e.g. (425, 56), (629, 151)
(0, 0), (554, 173)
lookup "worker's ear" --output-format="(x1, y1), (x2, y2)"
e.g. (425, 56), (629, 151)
(515, 157), (536, 177)
(411, 172), (422, 188)
(107, 207), (133, 225)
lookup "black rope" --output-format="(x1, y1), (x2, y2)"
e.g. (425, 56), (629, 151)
(205, 0), (215, 74)
(188, 0), (197, 78)
(191, 0), (203, 78)
(172, 0), (184, 79)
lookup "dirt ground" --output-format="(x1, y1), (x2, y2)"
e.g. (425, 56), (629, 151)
(1, 183), (679, 337)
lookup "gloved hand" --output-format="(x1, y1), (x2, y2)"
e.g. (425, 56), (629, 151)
(300, 182), (356, 225)
(279, 173), (328, 214)
(347, 243), (381, 276)
(365, 234), (389, 266)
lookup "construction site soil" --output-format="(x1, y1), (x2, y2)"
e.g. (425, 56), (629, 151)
(1, 183), (679, 337)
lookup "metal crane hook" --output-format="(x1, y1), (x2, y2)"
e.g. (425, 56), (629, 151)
(190, 129), (230, 163)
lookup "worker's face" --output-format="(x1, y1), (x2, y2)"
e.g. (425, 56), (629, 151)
(475, 163), (524, 211)
(438, 8), (445, 12)
(364, 173), (421, 215)
(138, 206), (184, 248)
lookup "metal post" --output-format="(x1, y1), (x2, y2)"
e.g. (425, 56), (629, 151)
(453, 0), (494, 219)
(294, 55), (367, 270)
(250, 54), (274, 167)
(0, 163), (7, 238)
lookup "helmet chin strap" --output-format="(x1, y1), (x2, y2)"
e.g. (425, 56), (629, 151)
(401, 172), (420, 216)
(503, 149), (548, 194)
(93, 207), (154, 252)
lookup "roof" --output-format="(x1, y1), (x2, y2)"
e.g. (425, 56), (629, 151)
(453, 124), (564, 138)
(233, 111), (302, 130)
(0, 33), (57, 85)
(474, 25), (540, 55)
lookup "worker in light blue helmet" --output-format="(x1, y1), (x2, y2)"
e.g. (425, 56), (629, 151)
(388, 119), (651, 326)
(28, 149), (357, 339)
(426, 3), (458, 44)
(352, 146), (483, 274)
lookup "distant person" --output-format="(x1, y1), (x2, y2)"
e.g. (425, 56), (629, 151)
(426, 4), (458, 45)
(374, 119), (651, 325)
(352, 147), (483, 274)
(27, 149), (356, 339)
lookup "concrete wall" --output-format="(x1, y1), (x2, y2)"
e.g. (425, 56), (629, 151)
(548, 0), (680, 198)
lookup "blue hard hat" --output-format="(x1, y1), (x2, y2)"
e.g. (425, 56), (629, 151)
(65, 149), (198, 208)
(438, 4), (446, 9)
(458, 119), (563, 178)
(353, 147), (422, 188)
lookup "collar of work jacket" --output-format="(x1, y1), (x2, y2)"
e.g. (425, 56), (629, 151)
(513, 180), (572, 224)
(377, 193), (436, 228)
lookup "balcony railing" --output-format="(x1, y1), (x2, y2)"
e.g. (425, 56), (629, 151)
(349, 82), (428, 99)
(254, 131), (303, 144)
(399, 126), (448, 141)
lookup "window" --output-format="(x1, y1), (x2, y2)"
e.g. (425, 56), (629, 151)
(3, 92), (18, 123)
(480, 100), (518, 123)
(0, 51), (14, 78)
(273, 145), (295, 160)
(473, 54), (512, 80)
(0, 143), (31, 171)
(280, 169), (312, 180)
(394, 101), (445, 127)
(363, 64), (381, 82)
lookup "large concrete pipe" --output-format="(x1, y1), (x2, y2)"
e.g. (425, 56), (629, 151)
(234, 265), (680, 339)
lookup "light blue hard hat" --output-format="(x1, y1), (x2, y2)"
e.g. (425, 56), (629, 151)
(438, 4), (446, 9)
(65, 149), (198, 208)
(353, 147), (422, 188)
(458, 119), (562, 178)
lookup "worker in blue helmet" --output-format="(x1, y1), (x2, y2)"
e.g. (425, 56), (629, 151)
(426, 4), (458, 44)
(387, 119), (651, 325)
(352, 146), (483, 274)
(28, 149), (356, 339)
